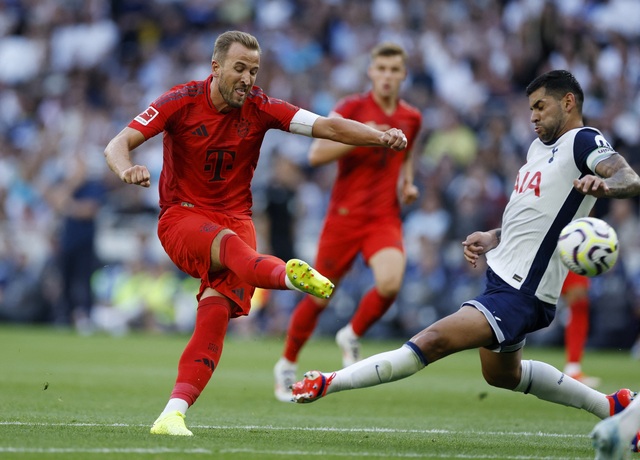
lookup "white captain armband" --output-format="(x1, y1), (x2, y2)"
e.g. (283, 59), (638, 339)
(290, 109), (320, 137)
(585, 132), (616, 177)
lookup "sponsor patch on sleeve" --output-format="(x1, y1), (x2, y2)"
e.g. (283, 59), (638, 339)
(134, 106), (159, 126)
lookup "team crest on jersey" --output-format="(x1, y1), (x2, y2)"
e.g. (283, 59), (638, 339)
(134, 106), (159, 126)
(235, 118), (250, 138)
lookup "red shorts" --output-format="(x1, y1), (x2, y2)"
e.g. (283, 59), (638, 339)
(561, 270), (590, 294)
(157, 205), (256, 317)
(314, 214), (404, 281)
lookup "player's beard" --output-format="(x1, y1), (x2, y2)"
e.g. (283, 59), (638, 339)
(536, 106), (567, 144)
(218, 76), (247, 109)
(537, 121), (562, 144)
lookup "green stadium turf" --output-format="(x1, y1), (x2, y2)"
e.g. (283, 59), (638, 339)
(0, 324), (636, 459)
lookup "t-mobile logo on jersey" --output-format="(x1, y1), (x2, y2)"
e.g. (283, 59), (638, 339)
(205, 149), (236, 181)
(514, 170), (541, 197)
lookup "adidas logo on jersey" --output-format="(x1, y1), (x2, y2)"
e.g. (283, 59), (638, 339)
(192, 124), (209, 136)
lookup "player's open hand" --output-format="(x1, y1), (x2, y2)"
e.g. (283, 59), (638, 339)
(573, 175), (609, 198)
(462, 231), (495, 268)
(380, 128), (407, 151)
(121, 165), (151, 187)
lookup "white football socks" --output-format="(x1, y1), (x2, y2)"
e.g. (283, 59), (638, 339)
(514, 360), (609, 418)
(159, 398), (189, 418)
(326, 343), (426, 395)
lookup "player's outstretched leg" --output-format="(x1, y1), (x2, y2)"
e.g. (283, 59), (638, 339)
(285, 259), (334, 299)
(150, 411), (193, 436)
(292, 343), (426, 403)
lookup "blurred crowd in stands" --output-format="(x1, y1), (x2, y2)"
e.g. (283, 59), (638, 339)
(1, 0), (640, 351)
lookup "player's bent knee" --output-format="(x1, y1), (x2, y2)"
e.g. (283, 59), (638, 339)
(411, 330), (452, 363)
(376, 279), (402, 298)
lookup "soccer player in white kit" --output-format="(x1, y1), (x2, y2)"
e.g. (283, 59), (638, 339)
(291, 70), (640, 450)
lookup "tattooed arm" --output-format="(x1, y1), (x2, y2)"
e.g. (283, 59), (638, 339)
(574, 154), (640, 199)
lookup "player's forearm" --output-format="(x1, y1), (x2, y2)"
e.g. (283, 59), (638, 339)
(401, 151), (415, 184)
(104, 127), (145, 180)
(104, 138), (134, 179)
(313, 117), (384, 147)
(308, 139), (354, 167)
(604, 166), (640, 198)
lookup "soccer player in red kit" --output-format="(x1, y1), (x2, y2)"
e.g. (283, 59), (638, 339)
(561, 271), (600, 387)
(104, 30), (408, 436)
(274, 42), (422, 401)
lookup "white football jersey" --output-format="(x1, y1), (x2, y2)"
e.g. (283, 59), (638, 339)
(486, 127), (616, 304)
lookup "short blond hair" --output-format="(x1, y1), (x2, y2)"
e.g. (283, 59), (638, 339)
(212, 30), (261, 63)
(370, 42), (407, 63)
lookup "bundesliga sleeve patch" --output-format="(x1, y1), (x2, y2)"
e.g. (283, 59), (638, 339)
(134, 106), (159, 126)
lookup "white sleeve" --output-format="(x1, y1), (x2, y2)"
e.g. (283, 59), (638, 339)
(289, 109), (321, 137)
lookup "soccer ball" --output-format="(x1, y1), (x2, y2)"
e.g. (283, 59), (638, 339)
(557, 217), (619, 277)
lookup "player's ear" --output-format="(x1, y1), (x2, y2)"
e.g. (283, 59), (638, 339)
(211, 60), (220, 77)
(564, 92), (576, 111)
(366, 63), (375, 80)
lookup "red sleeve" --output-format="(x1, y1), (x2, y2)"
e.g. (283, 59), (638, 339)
(128, 104), (167, 139)
(128, 80), (205, 139)
(249, 87), (300, 132)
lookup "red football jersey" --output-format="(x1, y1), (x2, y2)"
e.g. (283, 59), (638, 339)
(328, 92), (422, 219)
(128, 75), (300, 216)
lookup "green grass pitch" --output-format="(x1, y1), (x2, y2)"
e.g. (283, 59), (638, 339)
(0, 324), (636, 459)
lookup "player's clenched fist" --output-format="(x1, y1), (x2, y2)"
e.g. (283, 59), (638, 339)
(121, 165), (151, 187)
(380, 128), (407, 151)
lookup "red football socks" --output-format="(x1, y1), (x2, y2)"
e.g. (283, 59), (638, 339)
(170, 296), (231, 406)
(283, 296), (324, 362)
(219, 233), (287, 289)
(351, 288), (395, 337)
(565, 296), (589, 364)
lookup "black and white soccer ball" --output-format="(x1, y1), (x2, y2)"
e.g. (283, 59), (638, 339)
(557, 217), (619, 277)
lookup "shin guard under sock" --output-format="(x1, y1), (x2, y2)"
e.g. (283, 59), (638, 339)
(219, 233), (287, 289)
(351, 288), (396, 337)
(283, 296), (325, 362)
(327, 342), (426, 395)
(565, 297), (589, 364)
(514, 360), (609, 418)
(170, 296), (231, 406)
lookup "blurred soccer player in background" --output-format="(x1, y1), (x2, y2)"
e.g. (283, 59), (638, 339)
(290, 71), (640, 449)
(103, 30), (409, 436)
(273, 42), (422, 402)
(561, 271), (600, 387)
